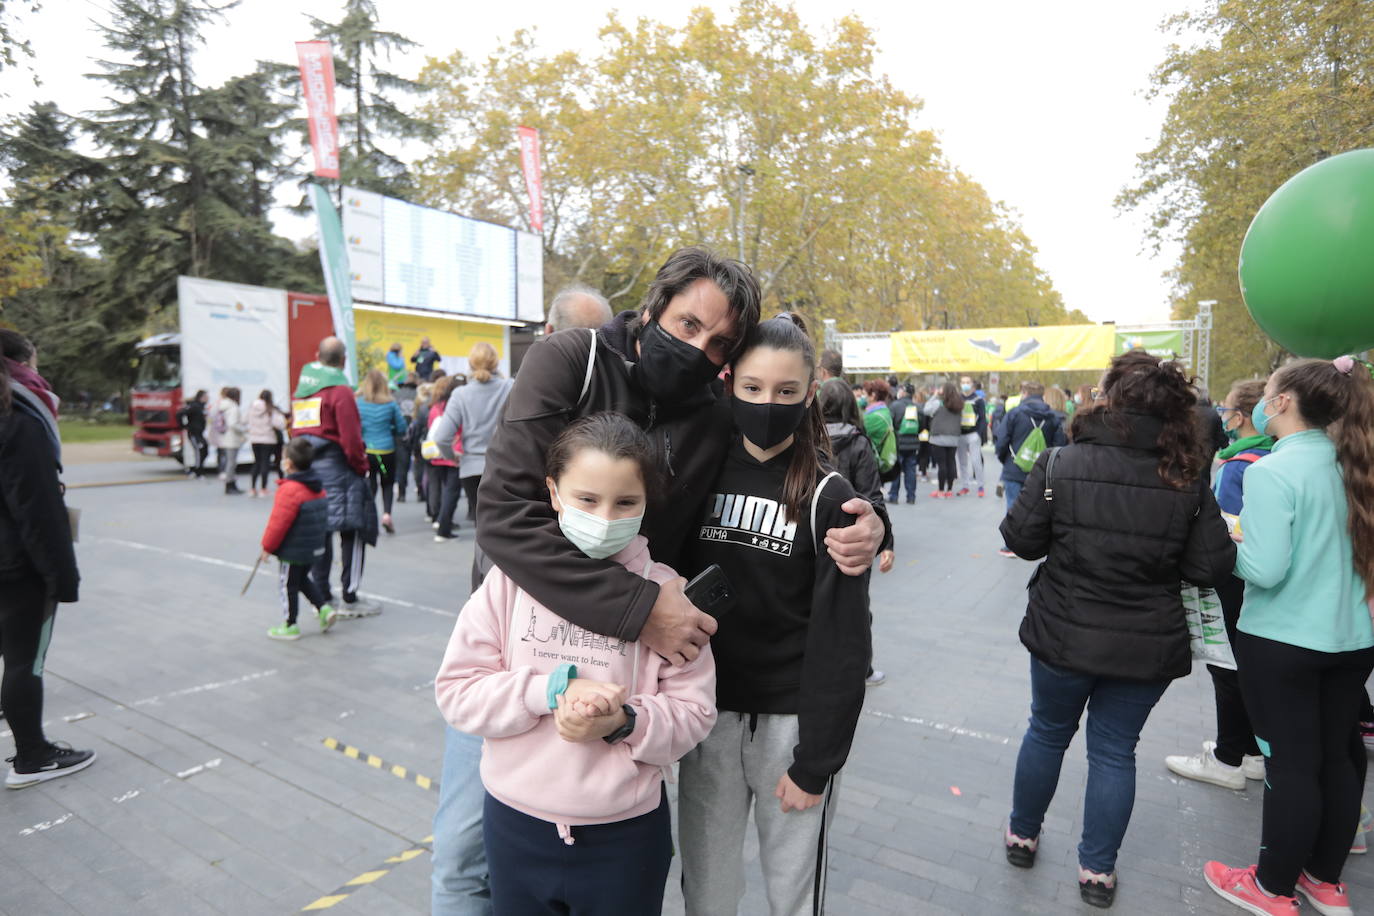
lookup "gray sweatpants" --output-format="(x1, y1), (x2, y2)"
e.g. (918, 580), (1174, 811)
(679, 712), (838, 916)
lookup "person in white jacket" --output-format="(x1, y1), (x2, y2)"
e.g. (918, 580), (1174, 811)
(245, 389), (286, 498)
(217, 388), (247, 495)
(435, 412), (716, 915)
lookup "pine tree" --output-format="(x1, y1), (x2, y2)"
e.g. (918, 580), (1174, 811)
(305, 0), (432, 196)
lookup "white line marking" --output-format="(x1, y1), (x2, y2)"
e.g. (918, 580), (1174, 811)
(93, 536), (456, 617)
(863, 708), (1012, 745)
(131, 670), (278, 707)
(0, 711), (96, 740)
(112, 790), (140, 804)
(337, 710), (355, 720)
(176, 758), (222, 779)
(19, 813), (73, 836)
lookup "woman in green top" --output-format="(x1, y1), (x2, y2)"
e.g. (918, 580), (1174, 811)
(1205, 357), (1374, 916)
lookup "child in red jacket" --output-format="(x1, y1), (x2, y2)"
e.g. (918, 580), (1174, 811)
(260, 439), (336, 640)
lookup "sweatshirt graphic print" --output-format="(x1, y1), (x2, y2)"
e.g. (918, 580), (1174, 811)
(690, 438), (871, 793)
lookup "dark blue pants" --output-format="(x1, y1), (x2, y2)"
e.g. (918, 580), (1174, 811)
(1009, 656), (1169, 874)
(888, 450), (918, 503)
(483, 789), (672, 916)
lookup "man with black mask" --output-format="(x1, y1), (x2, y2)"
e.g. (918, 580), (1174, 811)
(429, 246), (889, 915)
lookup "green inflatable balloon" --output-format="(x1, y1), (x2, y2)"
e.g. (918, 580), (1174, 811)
(1239, 148), (1374, 358)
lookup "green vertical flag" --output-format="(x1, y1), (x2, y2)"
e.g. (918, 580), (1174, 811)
(309, 183), (358, 386)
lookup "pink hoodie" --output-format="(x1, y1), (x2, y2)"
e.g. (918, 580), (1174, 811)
(435, 535), (716, 839)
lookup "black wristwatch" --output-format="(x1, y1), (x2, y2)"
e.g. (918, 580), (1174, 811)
(602, 704), (636, 745)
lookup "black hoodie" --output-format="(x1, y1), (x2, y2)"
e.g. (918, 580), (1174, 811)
(475, 311), (735, 640)
(689, 439), (871, 794)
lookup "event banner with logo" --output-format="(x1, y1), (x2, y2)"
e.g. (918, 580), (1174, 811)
(517, 126), (544, 233)
(354, 306), (510, 378)
(1115, 330), (1185, 359)
(177, 277), (290, 404)
(890, 324), (1115, 373)
(295, 41), (339, 179)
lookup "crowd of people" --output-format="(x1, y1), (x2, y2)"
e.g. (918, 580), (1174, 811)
(2, 245), (1373, 916)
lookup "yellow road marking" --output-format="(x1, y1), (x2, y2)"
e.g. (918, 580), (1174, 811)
(345, 870), (388, 886)
(300, 838), (434, 911)
(301, 894), (348, 910)
(320, 738), (439, 793)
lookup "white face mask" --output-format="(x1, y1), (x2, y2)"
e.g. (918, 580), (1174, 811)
(553, 484), (643, 559)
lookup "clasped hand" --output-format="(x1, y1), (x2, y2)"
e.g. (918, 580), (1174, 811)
(554, 678), (628, 743)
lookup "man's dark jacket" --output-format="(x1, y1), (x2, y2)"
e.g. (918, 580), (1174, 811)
(476, 311), (735, 642)
(999, 411), (1235, 682)
(994, 396), (1067, 485)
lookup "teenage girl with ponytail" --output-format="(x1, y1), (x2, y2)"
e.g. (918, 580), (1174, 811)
(1205, 356), (1374, 916)
(678, 313), (873, 916)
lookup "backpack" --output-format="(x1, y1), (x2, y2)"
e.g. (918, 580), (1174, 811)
(897, 404), (921, 437)
(211, 406), (226, 436)
(875, 426), (898, 482)
(1013, 419), (1047, 472)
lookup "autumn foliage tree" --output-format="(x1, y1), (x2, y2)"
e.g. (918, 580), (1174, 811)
(416, 0), (1076, 332)
(1119, 0), (1374, 386)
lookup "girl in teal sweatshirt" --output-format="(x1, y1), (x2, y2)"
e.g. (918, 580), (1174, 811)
(1205, 356), (1374, 916)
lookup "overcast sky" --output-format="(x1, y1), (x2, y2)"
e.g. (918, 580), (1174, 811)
(5, 0), (1195, 326)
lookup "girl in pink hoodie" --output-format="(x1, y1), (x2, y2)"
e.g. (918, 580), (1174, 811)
(434, 412), (717, 915)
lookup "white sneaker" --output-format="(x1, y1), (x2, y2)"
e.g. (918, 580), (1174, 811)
(865, 670), (886, 687)
(1165, 740), (1245, 790)
(1242, 754), (1266, 781)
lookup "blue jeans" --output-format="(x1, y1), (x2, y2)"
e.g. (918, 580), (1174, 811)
(1003, 478), (1023, 513)
(888, 451), (919, 503)
(1009, 656), (1169, 874)
(432, 726), (493, 916)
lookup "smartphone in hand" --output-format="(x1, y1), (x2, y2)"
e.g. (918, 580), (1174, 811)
(684, 564), (736, 620)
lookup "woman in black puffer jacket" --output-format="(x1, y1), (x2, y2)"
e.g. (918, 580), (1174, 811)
(998, 351), (1235, 909)
(0, 330), (96, 789)
(818, 379), (894, 685)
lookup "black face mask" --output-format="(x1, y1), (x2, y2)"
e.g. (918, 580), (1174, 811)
(731, 396), (809, 451)
(635, 320), (721, 403)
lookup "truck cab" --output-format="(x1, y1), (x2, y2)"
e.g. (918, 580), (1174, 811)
(131, 333), (184, 460)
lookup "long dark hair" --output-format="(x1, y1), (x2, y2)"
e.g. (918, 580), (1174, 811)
(1081, 350), (1201, 488)
(818, 377), (862, 428)
(0, 347), (10, 415)
(258, 389), (275, 412)
(1271, 358), (1374, 598)
(939, 381), (964, 414)
(736, 312), (831, 523)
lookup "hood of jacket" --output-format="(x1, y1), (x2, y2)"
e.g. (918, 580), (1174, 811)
(285, 469), (324, 493)
(294, 361), (351, 398)
(1070, 410), (1163, 452)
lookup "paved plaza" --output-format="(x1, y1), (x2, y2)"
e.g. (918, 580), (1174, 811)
(3, 448), (1371, 915)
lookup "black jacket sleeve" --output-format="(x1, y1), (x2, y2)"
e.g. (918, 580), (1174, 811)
(0, 410), (78, 601)
(1177, 484), (1237, 587)
(475, 333), (658, 641)
(844, 439), (893, 553)
(999, 449), (1055, 560)
(789, 475), (872, 794)
(975, 398), (989, 444)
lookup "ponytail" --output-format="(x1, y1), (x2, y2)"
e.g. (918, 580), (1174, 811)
(1273, 357), (1374, 599)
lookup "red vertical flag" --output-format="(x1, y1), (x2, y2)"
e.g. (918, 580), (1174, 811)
(296, 41), (340, 179)
(517, 126), (544, 233)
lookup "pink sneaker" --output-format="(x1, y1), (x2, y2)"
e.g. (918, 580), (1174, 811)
(1204, 862), (1299, 915)
(1296, 871), (1353, 916)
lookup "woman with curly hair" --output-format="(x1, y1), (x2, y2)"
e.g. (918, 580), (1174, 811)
(1204, 356), (1374, 916)
(999, 351), (1236, 908)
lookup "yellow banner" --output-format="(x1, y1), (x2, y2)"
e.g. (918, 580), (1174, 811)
(890, 324), (1114, 374)
(354, 307), (506, 362)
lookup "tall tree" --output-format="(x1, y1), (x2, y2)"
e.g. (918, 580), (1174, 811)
(304, 0), (432, 197)
(1119, 0), (1374, 386)
(417, 1), (1074, 331)
(0, 0), (37, 74)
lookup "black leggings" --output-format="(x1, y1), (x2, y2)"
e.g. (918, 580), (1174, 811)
(188, 431), (208, 476)
(461, 474), (480, 522)
(0, 576), (55, 758)
(1207, 575), (1260, 765)
(250, 443), (275, 490)
(1236, 631), (1374, 895)
(932, 444), (957, 491)
(367, 452), (397, 515)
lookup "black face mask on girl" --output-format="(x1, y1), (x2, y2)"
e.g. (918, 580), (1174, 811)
(634, 320), (722, 403)
(731, 397), (809, 450)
